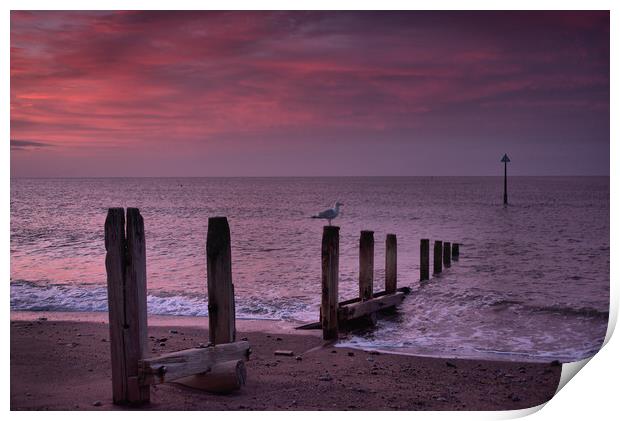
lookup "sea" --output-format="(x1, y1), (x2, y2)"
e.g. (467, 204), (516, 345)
(10, 177), (609, 363)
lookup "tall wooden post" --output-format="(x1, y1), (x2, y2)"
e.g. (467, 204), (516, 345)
(207, 217), (236, 345)
(321, 226), (340, 340)
(420, 239), (429, 281)
(433, 240), (443, 275)
(105, 208), (150, 405)
(359, 230), (374, 300)
(452, 243), (460, 261)
(443, 242), (451, 268)
(385, 234), (397, 294)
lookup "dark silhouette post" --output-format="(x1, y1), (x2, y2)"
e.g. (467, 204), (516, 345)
(420, 239), (429, 281)
(359, 231), (374, 301)
(443, 242), (451, 268)
(452, 243), (460, 261)
(207, 217), (236, 345)
(433, 240), (443, 275)
(321, 226), (340, 340)
(501, 153), (511, 205)
(385, 234), (397, 294)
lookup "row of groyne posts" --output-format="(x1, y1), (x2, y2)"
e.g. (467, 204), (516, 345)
(317, 226), (460, 340)
(103, 207), (460, 405)
(104, 208), (250, 405)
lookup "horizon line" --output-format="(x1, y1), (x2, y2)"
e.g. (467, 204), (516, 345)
(9, 174), (610, 179)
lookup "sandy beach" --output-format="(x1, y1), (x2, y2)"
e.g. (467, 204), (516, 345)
(11, 311), (561, 411)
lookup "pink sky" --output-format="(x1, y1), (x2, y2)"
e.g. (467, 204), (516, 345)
(11, 11), (609, 176)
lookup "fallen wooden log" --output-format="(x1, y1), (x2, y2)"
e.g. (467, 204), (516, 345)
(138, 341), (250, 385)
(172, 360), (247, 394)
(338, 291), (406, 323)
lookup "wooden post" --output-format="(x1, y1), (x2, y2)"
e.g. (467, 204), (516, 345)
(433, 240), (443, 275)
(359, 230), (374, 300)
(443, 242), (451, 268)
(105, 208), (150, 405)
(452, 243), (460, 261)
(385, 234), (397, 294)
(420, 239), (429, 281)
(207, 217), (236, 345)
(321, 226), (340, 340)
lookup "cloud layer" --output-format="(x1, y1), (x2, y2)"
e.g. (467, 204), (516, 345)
(11, 11), (609, 176)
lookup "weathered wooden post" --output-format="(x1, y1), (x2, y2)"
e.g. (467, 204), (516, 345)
(207, 217), (236, 345)
(321, 226), (340, 340)
(452, 243), (460, 261)
(385, 234), (397, 293)
(420, 239), (430, 281)
(359, 230), (374, 300)
(105, 207), (150, 405)
(443, 242), (451, 268)
(433, 240), (443, 275)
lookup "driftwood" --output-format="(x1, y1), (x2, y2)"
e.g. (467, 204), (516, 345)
(139, 341), (250, 385)
(172, 360), (247, 394)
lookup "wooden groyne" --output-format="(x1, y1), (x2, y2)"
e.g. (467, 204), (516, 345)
(105, 209), (250, 405)
(318, 227), (410, 340)
(301, 227), (462, 338)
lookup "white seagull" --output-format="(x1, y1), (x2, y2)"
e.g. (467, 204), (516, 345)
(312, 202), (344, 225)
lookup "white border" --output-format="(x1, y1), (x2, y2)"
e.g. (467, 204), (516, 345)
(3, 1), (616, 420)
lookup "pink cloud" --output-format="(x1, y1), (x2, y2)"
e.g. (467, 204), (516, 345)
(10, 11), (609, 176)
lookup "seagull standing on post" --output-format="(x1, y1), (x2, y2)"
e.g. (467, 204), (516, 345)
(312, 202), (344, 225)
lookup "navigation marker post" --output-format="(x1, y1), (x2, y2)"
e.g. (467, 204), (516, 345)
(501, 154), (510, 205)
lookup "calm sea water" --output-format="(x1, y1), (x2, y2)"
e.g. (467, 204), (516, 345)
(10, 177), (609, 362)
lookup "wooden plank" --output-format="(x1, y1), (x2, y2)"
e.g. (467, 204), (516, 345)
(359, 230), (374, 300)
(173, 360), (247, 394)
(105, 208), (128, 404)
(124, 208), (150, 403)
(139, 341), (251, 385)
(385, 234), (397, 293)
(433, 240), (443, 275)
(295, 321), (322, 330)
(338, 291), (406, 323)
(338, 286), (410, 306)
(321, 226), (340, 340)
(420, 239), (430, 281)
(443, 242), (451, 268)
(207, 217), (236, 345)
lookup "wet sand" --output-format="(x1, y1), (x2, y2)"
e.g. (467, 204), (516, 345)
(10, 311), (561, 411)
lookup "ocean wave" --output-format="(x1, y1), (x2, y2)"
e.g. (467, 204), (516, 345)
(529, 304), (609, 320)
(10, 280), (314, 321)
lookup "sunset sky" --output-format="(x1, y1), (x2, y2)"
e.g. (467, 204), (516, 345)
(10, 11), (609, 177)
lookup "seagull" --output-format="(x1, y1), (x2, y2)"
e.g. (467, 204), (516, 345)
(311, 202), (344, 225)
